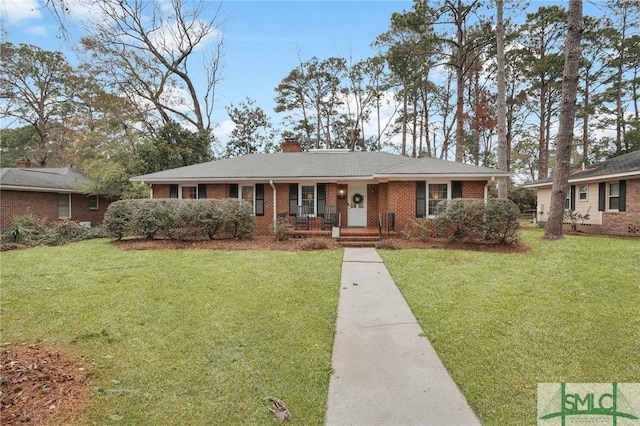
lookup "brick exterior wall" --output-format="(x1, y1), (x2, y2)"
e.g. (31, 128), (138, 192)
(148, 180), (489, 235)
(601, 178), (640, 237)
(387, 181), (418, 233)
(462, 181), (486, 199)
(0, 190), (112, 230)
(366, 184), (380, 227)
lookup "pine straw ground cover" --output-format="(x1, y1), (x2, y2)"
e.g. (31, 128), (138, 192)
(1, 344), (90, 425)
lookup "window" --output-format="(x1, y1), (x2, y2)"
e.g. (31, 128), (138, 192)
(579, 185), (588, 201)
(565, 185), (577, 210)
(182, 186), (197, 199)
(88, 195), (99, 210)
(241, 185), (254, 211)
(428, 183), (448, 215)
(608, 182), (620, 210)
(58, 194), (70, 219)
(599, 180), (626, 212)
(301, 185), (315, 214)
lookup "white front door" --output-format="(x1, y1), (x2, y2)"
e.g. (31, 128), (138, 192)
(348, 186), (367, 227)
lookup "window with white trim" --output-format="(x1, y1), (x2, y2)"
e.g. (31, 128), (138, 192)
(181, 186), (197, 199)
(241, 185), (255, 212)
(428, 183), (448, 215)
(88, 195), (99, 210)
(608, 182), (620, 210)
(578, 185), (588, 201)
(301, 185), (315, 215)
(58, 194), (70, 219)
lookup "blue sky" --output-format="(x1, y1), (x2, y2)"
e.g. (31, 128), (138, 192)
(2, 0), (414, 135)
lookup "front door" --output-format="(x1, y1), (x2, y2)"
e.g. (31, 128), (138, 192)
(347, 186), (367, 227)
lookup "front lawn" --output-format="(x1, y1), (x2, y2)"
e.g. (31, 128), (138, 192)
(379, 229), (640, 425)
(1, 240), (343, 425)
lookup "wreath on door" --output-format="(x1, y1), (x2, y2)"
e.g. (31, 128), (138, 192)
(352, 193), (363, 204)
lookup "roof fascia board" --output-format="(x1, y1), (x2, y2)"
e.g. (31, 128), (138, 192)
(525, 170), (640, 188)
(134, 177), (365, 183)
(373, 173), (509, 179)
(0, 185), (82, 193)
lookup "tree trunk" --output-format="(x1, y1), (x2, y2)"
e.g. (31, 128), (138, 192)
(401, 85), (408, 156)
(582, 70), (590, 164)
(538, 80), (548, 179)
(496, 0), (508, 198)
(544, 0), (584, 240)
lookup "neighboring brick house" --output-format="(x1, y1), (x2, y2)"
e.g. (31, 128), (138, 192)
(525, 150), (640, 237)
(130, 141), (510, 235)
(0, 162), (112, 230)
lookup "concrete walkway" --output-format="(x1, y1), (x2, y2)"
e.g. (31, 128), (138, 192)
(325, 248), (480, 426)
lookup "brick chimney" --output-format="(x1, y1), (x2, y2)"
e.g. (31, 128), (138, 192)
(282, 138), (301, 153)
(16, 159), (31, 168)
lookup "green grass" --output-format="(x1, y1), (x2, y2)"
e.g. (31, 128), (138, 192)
(379, 229), (640, 425)
(1, 239), (343, 425)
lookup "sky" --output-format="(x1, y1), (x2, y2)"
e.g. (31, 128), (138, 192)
(2, 0), (415, 139)
(2, 0), (608, 145)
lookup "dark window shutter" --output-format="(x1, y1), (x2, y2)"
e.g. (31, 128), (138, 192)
(598, 182), (606, 211)
(169, 184), (178, 199)
(452, 181), (463, 199)
(229, 184), (238, 198)
(619, 180), (626, 211)
(416, 181), (426, 217)
(255, 184), (265, 216)
(198, 184), (207, 199)
(317, 184), (326, 216)
(289, 184), (298, 215)
(570, 185), (576, 211)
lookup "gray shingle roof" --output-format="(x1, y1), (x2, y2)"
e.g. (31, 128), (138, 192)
(130, 151), (510, 182)
(0, 167), (92, 192)
(526, 150), (640, 187)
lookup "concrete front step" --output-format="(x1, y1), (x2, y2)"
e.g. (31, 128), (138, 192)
(339, 235), (380, 248)
(339, 240), (379, 248)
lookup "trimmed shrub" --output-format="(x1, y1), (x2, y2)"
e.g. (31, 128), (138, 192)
(271, 215), (292, 242)
(219, 198), (254, 239)
(103, 200), (134, 240)
(197, 200), (224, 239)
(434, 199), (485, 241)
(483, 198), (521, 244)
(103, 198), (253, 241)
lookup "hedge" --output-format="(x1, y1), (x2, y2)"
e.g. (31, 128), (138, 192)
(418, 198), (521, 244)
(103, 198), (254, 241)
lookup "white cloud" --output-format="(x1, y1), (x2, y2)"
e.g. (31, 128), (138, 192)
(2, 0), (43, 24)
(24, 24), (48, 36)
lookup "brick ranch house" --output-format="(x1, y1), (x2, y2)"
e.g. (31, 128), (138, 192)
(130, 141), (511, 236)
(525, 150), (640, 237)
(0, 161), (112, 230)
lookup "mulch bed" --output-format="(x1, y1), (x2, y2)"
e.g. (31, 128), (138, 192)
(1, 344), (91, 426)
(111, 234), (530, 254)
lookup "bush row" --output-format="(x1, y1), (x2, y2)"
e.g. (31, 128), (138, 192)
(1, 214), (106, 250)
(103, 198), (254, 241)
(407, 198), (521, 244)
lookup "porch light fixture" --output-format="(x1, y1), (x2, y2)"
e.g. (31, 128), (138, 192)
(338, 189), (346, 199)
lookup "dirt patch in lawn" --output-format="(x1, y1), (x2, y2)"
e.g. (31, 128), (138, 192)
(112, 234), (530, 253)
(1, 344), (91, 426)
